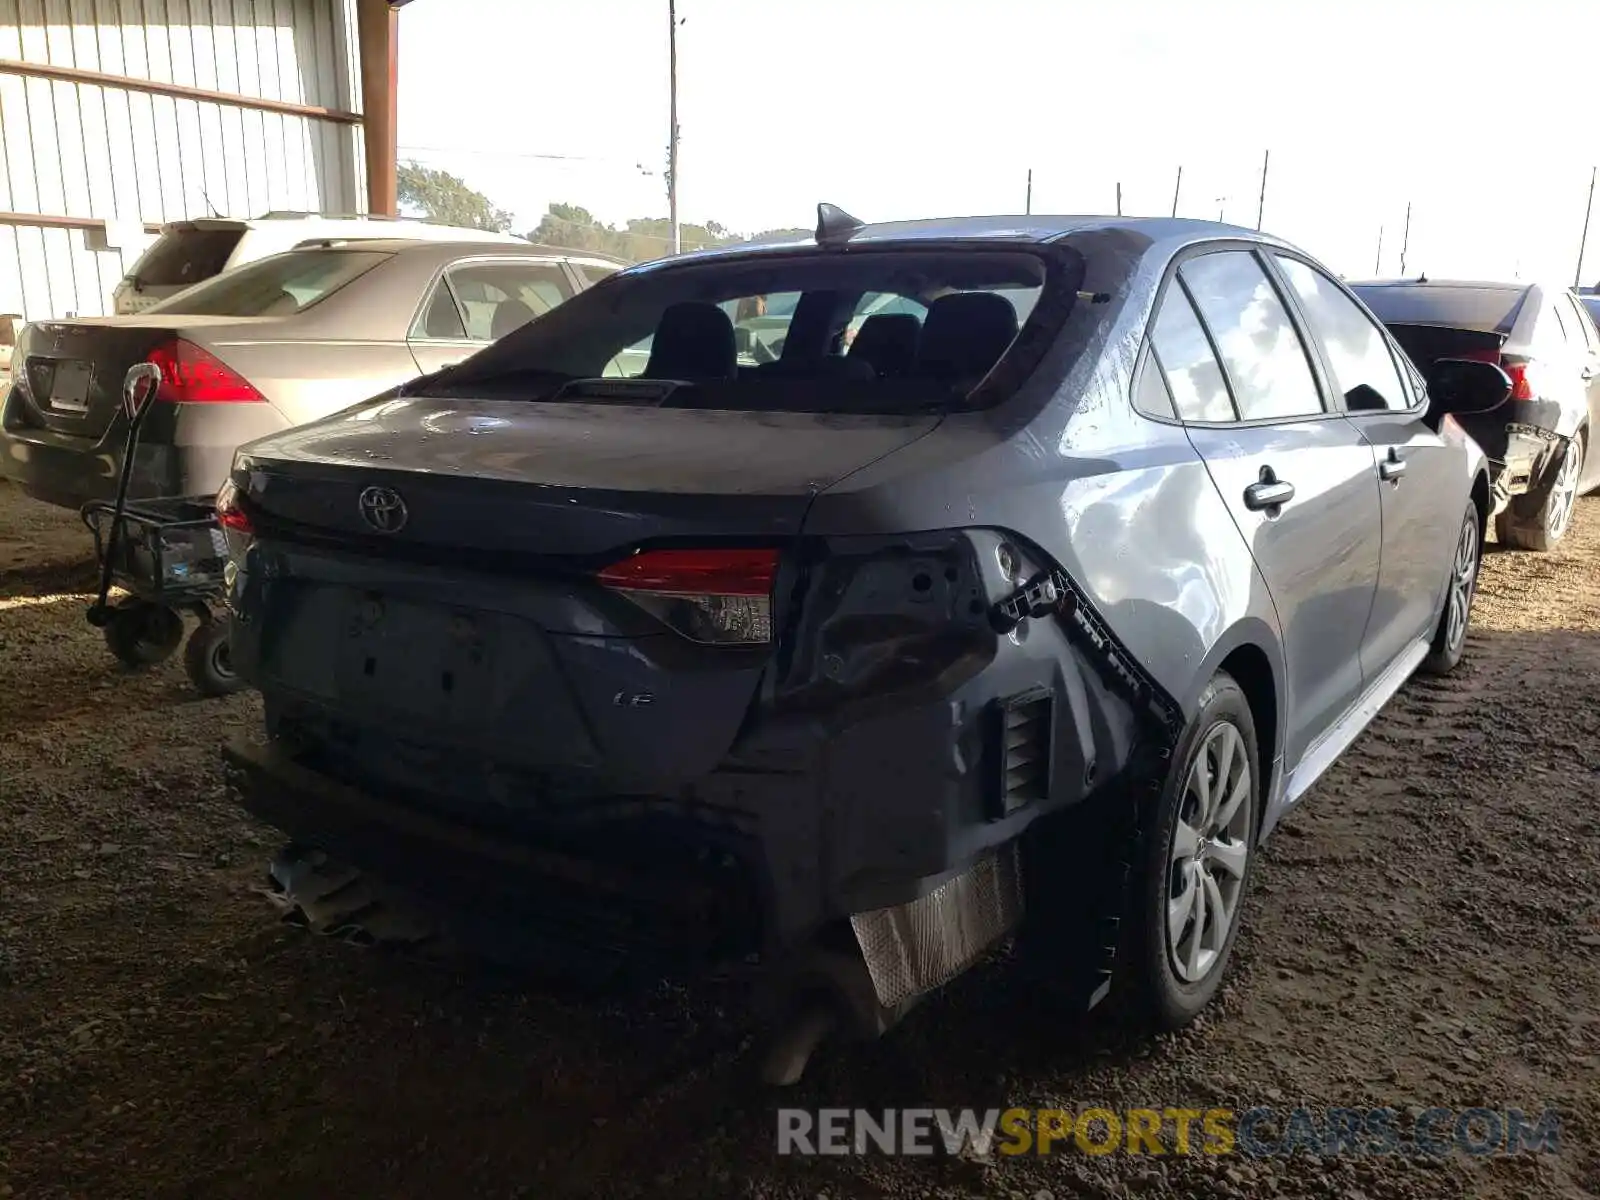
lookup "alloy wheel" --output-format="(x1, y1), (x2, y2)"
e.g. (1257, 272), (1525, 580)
(1547, 442), (1581, 539)
(1444, 515), (1478, 654)
(1167, 720), (1252, 983)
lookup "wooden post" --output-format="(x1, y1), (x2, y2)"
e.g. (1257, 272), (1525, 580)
(356, 0), (399, 216)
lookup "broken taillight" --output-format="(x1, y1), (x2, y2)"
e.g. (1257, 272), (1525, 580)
(215, 477), (254, 535)
(596, 548), (777, 645)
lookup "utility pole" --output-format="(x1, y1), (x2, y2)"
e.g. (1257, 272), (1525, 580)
(1576, 166), (1596, 289)
(1375, 225), (1384, 275)
(1171, 165), (1182, 217)
(1256, 149), (1269, 230)
(1399, 201), (1412, 276)
(667, 0), (681, 255)
(1025, 168), (1032, 215)
(1116, 181), (1122, 217)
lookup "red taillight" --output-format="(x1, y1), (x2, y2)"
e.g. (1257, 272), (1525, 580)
(1502, 361), (1536, 402)
(1457, 347), (1535, 401)
(215, 478), (254, 535)
(146, 339), (264, 404)
(596, 548), (777, 644)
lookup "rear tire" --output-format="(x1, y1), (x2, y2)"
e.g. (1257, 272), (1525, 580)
(104, 600), (183, 668)
(1421, 503), (1480, 676)
(1125, 672), (1260, 1030)
(184, 617), (246, 697)
(1496, 433), (1583, 551)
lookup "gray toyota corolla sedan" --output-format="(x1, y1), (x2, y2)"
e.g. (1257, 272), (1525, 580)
(216, 208), (1506, 1078)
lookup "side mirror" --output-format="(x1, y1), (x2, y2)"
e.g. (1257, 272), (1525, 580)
(1427, 357), (1511, 416)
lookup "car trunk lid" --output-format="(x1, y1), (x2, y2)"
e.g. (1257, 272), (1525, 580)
(1381, 322), (1507, 372)
(15, 315), (277, 439)
(230, 396), (938, 790)
(236, 395), (939, 557)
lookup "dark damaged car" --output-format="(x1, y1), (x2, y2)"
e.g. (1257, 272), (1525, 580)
(217, 207), (1506, 1079)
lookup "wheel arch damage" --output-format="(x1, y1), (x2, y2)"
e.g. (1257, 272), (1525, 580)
(765, 522), (1194, 1031)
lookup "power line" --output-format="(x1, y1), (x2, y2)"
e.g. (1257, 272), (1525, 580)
(397, 144), (627, 165)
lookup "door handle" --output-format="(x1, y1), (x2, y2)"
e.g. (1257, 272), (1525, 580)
(1582, 365), (1596, 381)
(1379, 448), (1407, 482)
(1243, 469), (1295, 511)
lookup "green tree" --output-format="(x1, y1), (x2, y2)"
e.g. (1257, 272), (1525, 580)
(528, 204), (627, 256)
(525, 203), (815, 263)
(396, 163), (515, 232)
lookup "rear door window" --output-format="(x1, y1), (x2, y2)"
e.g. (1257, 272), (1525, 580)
(129, 228), (245, 287)
(1277, 257), (1414, 412)
(1563, 293), (1598, 355)
(425, 261), (576, 343)
(1132, 349), (1177, 420)
(1148, 284), (1235, 423)
(1180, 251), (1324, 421)
(573, 262), (622, 286)
(144, 249), (390, 316)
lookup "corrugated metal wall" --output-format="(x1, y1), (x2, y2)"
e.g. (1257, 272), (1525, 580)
(0, 0), (367, 321)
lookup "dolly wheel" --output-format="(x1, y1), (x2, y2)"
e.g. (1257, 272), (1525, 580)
(184, 617), (247, 697)
(104, 600), (183, 669)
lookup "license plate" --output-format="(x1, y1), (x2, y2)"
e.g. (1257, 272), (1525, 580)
(336, 595), (496, 726)
(48, 361), (93, 414)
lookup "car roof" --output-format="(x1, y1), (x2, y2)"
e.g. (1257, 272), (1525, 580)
(1347, 277), (1531, 293)
(622, 214), (1297, 274)
(289, 238), (600, 262)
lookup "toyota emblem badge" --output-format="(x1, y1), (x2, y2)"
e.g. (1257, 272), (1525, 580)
(357, 485), (408, 534)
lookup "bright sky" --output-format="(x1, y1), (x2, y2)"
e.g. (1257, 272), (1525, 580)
(398, 0), (1600, 282)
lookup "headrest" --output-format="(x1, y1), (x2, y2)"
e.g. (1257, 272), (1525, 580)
(916, 292), (1019, 385)
(644, 302), (738, 381)
(490, 299), (536, 341)
(848, 312), (922, 377)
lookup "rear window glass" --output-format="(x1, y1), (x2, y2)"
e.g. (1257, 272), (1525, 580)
(574, 262), (622, 286)
(1582, 296), (1600, 327)
(145, 250), (390, 317)
(130, 229), (244, 287)
(1351, 284), (1524, 333)
(437, 248), (1072, 415)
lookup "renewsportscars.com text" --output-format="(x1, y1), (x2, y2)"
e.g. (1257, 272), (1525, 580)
(776, 1106), (1561, 1158)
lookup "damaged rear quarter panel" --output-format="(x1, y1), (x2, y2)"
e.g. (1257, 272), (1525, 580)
(763, 527), (1140, 916)
(803, 224), (1285, 736)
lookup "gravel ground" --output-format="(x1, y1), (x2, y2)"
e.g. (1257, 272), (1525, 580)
(1, 478), (1597, 1200)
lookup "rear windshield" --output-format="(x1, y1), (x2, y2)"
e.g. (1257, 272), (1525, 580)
(145, 249), (390, 317)
(428, 248), (1072, 415)
(1351, 283), (1525, 333)
(130, 228), (245, 288)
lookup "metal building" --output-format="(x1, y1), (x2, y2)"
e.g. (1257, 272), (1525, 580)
(0, 0), (403, 322)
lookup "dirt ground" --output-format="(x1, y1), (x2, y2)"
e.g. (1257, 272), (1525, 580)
(1, 477), (1597, 1200)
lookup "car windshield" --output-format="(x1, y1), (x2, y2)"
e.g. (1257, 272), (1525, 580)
(1351, 283), (1525, 333)
(145, 249), (391, 317)
(428, 247), (1070, 415)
